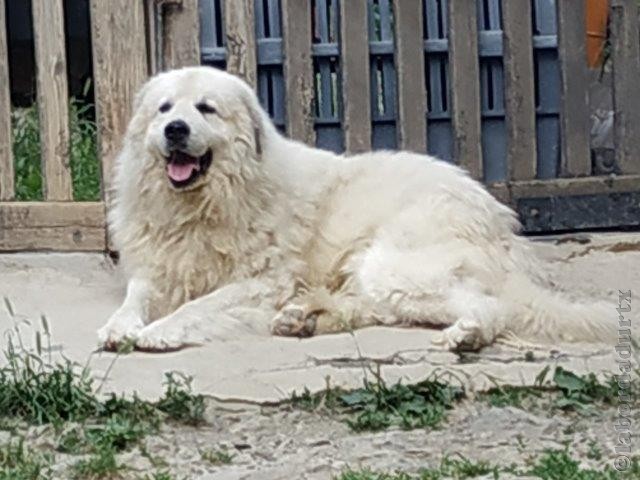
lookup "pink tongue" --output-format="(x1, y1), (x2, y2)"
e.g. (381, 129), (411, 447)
(167, 162), (197, 181)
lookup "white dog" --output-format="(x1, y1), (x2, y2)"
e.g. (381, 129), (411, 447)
(98, 66), (615, 352)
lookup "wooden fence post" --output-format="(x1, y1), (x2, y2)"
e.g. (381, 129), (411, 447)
(611, 0), (640, 174)
(282, 0), (315, 145)
(32, 0), (73, 200)
(162, 0), (201, 69)
(225, 0), (257, 88)
(503, 0), (537, 180)
(90, 0), (148, 247)
(393, 0), (427, 153)
(340, 0), (372, 153)
(448, 0), (483, 179)
(556, 0), (591, 177)
(0, 0), (13, 200)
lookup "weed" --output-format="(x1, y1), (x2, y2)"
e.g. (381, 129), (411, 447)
(479, 384), (542, 408)
(549, 367), (619, 411)
(71, 444), (123, 480)
(68, 97), (100, 201)
(337, 451), (640, 480)
(480, 366), (638, 412)
(155, 372), (206, 425)
(140, 472), (177, 480)
(0, 336), (98, 427)
(336, 454), (498, 480)
(200, 447), (234, 465)
(11, 95), (100, 202)
(524, 449), (640, 479)
(11, 107), (42, 200)
(586, 440), (603, 461)
(0, 438), (51, 480)
(292, 369), (464, 432)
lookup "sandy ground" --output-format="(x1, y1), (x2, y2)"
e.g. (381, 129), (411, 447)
(8, 395), (635, 479)
(0, 232), (639, 478)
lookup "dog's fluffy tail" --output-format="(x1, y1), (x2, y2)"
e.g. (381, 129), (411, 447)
(501, 273), (620, 344)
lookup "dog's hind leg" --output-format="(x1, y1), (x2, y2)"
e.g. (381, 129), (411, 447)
(354, 239), (511, 351)
(270, 285), (387, 337)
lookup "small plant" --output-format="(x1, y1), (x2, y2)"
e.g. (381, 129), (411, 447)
(11, 91), (101, 202)
(156, 372), (206, 425)
(200, 447), (234, 465)
(71, 444), (123, 480)
(548, 366), (619, 410)
(0, 438), (51, 480)
(586, 440), (603, 461)
(292, 369), (464, 432)
(479, 384), (543, 408)
(0, 333), (98, 427)
(11, 106), (42, 200)
(140, 472), (177, 480)
(524, 449), (640, 479)
(336, 455), (499, 480)
(480, 366), (639, 412)
(68, 96), (101, 201)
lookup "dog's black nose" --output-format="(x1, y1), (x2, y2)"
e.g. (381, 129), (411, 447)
(164, 120), (190, 143)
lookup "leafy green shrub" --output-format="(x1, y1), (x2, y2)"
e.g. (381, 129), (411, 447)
(292, 369), (464, 432)
(11, 94), (100, 202)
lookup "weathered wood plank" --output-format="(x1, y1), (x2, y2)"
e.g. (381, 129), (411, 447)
(0, 202), (106, 251)
(556, 0), (591, 177)
(611, 0), (640, 174)
(0, 0), (13, 200)
(225, 0), (257, 88)
(281, 0), (315, 145)
(393, 0), (427, 153)
(448, 0), (483, 179)
(90, 0), (148, 197)
(490, 175), (640, 203)
(502, 0), (537, 180)
(162, 0), (201, 69)
(32, 0), (72, 200)
(339, 0), (371, 153)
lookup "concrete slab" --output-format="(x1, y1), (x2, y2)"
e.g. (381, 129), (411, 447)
(0, 232), (637, 403)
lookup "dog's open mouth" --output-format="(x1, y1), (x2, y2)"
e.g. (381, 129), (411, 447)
(165, 150), (213, 188)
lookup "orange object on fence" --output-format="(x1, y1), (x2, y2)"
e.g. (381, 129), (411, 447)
(586, 0), (609, 68)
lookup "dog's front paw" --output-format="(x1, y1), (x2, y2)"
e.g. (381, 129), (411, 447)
(135, 321), (189, 352)
(434, 318), (490, 352)
(98, 309), (145, 350)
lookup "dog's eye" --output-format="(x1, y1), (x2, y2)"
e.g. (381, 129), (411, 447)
(196, 102), (217, 115)
(159, 102), (172, 113)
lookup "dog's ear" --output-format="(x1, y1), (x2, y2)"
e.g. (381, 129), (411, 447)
(240, 89), (265, 158)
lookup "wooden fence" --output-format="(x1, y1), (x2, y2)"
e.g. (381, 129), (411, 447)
(0, 0), (639, 252)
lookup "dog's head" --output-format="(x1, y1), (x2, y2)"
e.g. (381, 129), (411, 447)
(127, 67), (265, 192)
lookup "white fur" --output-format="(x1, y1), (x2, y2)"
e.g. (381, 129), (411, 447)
(98, 66), (618, 351)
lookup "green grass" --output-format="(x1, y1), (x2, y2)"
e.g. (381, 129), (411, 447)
(71, 444), (122, 480)
(0, 301), (207, 477)
(336, 455), (499, 480)
(0, 438), (51, 480)
(0, 321), (98, 427)
(291, 369), (465, 432)
(525, 449), (640, 480)
(480, 366), (636, 412)
(336, 451), (640, 480)
(12, 96), (100, 202)
(200, 447), (234, 466)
